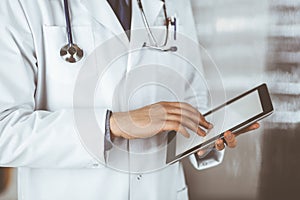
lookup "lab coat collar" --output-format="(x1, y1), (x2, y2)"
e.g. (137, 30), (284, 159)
(80, 0), (163, 35)
(127, 0), (165, 71)
(80, 0), (125, 37)
(140, 0), (164, 27)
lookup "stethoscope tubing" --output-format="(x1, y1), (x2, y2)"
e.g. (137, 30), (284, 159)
(138, 0), (176, 51)
(60, 0), (84, 63)
(137, 0), (158, 46)
(63, 0), (73, 46)
(61, 0), (177, 63)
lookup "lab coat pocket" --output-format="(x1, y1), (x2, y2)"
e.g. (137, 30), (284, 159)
(42, 25), (95, 82)
(176, 186), (189, 200)
(148, 25), (176, 46)
(42, 25), (95, 109)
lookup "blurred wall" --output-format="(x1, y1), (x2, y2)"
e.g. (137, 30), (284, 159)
(0, 169), (8, 194)
(191, 0), (268, 92)
(0, 168), (15, 200)
(184, 0), (300, 200)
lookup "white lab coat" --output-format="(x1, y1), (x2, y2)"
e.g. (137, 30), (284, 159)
(0, 0), (224, 200)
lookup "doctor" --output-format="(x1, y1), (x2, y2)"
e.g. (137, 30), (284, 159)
(0, 0), (259, 200)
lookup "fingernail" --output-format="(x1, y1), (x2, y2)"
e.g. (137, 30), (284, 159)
(197, 151), (204, 156)
(208, 123), (214, 129)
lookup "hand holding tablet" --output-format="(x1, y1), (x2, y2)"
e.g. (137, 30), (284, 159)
(166, 83), (274, 164)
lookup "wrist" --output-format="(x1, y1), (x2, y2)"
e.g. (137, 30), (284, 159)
(109, 112), (119, 139)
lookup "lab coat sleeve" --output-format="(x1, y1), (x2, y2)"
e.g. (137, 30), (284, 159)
(175, 0), (225, 170)
(0, 0), (107, 168)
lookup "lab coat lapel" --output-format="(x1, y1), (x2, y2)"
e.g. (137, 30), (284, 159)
(131, 0), (164, 29)
(80, 0), (163, 43)
(128, 0), (164, 71)
(130, 0), (164, 48)
(80, 0), (163, 33)
(80, 0), (126, 38)
(142, 0), (164, 26)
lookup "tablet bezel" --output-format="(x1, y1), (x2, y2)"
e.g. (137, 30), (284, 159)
(166, 83), (273, 165)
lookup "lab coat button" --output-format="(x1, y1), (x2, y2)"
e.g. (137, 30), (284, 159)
(137, 174), (142, 180)
(93, 163), (99, 167)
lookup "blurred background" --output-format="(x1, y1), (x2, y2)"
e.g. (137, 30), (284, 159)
(0, 0), (299, 199)
(184, 0), (300, 200)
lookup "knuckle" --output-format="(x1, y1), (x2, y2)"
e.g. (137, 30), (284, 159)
(177, 102), (185, 107)
(180, 102), (190, 108)
(216, 141), (224, 148)
(169, 107), (183, 115)
(168, 121), (180, 130)
(198, 128), (206, 136)
(156, 102), (168, 110)
(228, 141), (237, 148)
(199, 115), (208, 124)
(158, 101), (168, 105)
(172, 114), (181, 121)
(216, 145), (224, 151)
(172, 107), (181, 114)
(183, 102), (193, 108)
(218, 146), (225, 151)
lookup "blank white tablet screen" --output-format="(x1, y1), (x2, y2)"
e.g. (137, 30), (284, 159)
(175, 90), (263, 156)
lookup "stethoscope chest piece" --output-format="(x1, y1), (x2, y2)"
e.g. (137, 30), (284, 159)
(60, 44), (84, 63)
(61, 0), (84, 63)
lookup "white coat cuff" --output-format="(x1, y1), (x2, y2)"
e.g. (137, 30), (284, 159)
(77, 108), (110, 167)
(104, 110), (113, 151)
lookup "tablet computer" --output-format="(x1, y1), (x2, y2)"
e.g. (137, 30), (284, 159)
(166, 83), (273, 165)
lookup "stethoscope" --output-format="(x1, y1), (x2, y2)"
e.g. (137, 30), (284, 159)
(60, 0), (177, 63)
(60, 0), (84, 63)
(137, 0), (177, 52)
